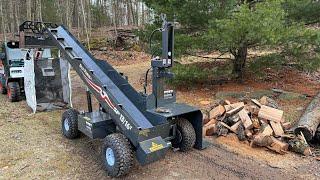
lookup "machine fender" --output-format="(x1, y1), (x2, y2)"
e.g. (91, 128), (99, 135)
(180, 110), (206, 150)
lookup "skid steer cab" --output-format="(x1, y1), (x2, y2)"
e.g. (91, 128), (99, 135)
(42, 14), (205, 177)
(0, 41), (27, 102)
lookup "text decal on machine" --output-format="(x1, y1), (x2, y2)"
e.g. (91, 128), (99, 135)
(79, 64), (133, 130)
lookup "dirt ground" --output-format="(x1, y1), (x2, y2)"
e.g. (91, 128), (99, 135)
(1, 50), (320, 179)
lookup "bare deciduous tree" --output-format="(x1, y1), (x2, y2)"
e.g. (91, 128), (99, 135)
(0, 0), (152, 42)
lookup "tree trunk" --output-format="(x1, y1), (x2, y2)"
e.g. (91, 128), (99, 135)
(66, 0), (71, 29)
(141, 2), (145, 25)
(232, 45), (248, 80)
(26, 0), (32, 20)
(8, 0), (14, 33)
(14, 1), (19, 32)
(112, 0), (118, 47)
(126, 0), (131, 25)
(77, 0), (81, 37)
(294, 92), (320, 141)
(35, 0), (43, 21)
(134, 0), (139, 25)
(87, 0), (92, 37)
(80, 0), (90, 51)
(0, 0), (6, 41)
(129, 0), (135, 26)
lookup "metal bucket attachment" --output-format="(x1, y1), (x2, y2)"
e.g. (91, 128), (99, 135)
(24, 49), (72, 113)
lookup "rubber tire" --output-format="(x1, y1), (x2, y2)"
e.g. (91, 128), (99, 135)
(0, 77), (6, 94)
(102, 133), (134, 177)
(7, 82), (20, 102)
(172, 118), (196, 152)
(61, 109), (80, 139)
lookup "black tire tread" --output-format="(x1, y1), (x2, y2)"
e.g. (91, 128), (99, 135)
(173, 118), (196, 152)
(7, 82), (20, 102)
(103, 133), (133, 177)
(0, 76), (6, 94)
(0, 84), (6, 94)
(62, 109), (80, 139)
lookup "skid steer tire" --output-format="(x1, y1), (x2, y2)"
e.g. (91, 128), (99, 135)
(7, 82), (20, 102)
(172, 118), (196, 152)
(61, 109), (80, 139)
(102, 133), (133, 177)
(0, 77), (6, 94)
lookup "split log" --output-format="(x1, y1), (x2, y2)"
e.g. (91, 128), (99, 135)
(203, 118), (210, 125)
(236, 123), (246, 141)
(261, 124), (274, 136)
(238, 109), (253, 130)
(252, 117), (261, 129)
(224, 102), (245, 111)
(216, 122), (229, 136)
(251, 134), (273, 147)
(209, 105), (225, 119)
(225, 100), (231, 105)
(203, 119), (217, 136)
(260, 96), (268, 105)
(205, 119), (217, 127)
(202, 110), (210, 125)
(220, 122), (236, 133)
(245, 105), (259, 116)
(270, 121), (284, 137)
(259, 96), (279, 109)
(203, 124), (217, 136)
(258, 105), (283, 123)
(225, 105), (244, 117)
(245, 129), (253, 138)
(294, 93), (320, 141)
(251, 99), (262, 108)
(230, 121), (242, 133)
(202, 127), (207, 137)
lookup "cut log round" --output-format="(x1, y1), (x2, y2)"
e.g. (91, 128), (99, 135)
(294, 93), (320, 141)
(250, 134), (273, 147)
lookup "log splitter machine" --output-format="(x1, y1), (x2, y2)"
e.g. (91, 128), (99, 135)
(45, 15), (204, 177)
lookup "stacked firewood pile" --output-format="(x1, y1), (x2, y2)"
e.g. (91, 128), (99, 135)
(109, 28), (137, 48)
(203, 96), (312, 155)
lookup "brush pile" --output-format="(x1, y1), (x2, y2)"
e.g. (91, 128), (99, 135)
(202, 96), (312, 155)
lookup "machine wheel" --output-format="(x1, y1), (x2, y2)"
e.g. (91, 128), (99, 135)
(172, 118), (196, 152)
(102, 133), (133, 177)
(0, 76), (6, 94)
(7, 82), (20, 102)
(61, 109), (80, 139)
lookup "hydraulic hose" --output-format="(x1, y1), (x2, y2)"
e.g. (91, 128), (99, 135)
(144, 67), (152, 94)
(144, 28), (161, 94)
(148, 28), (162, 56)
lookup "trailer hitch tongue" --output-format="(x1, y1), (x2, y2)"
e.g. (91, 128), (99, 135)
(136, 136), (170, 165)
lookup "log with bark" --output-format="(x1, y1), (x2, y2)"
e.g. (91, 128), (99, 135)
(294, 93), (320, 141)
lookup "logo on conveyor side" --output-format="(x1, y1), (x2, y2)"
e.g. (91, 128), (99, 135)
(79, 64), (133, 130)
